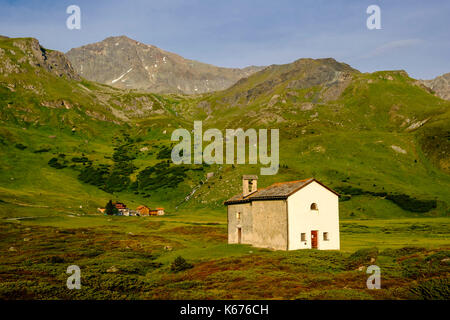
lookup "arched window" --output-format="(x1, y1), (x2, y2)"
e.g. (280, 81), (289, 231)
(310, 203), (318, 211)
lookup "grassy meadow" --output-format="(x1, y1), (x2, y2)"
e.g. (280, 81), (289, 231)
(0, 207), (449, 300)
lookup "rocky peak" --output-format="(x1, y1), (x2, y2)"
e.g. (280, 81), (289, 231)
(221, 57), (359, 106)
(66, 36), (264, 94)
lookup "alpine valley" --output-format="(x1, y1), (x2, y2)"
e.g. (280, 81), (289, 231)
(0, 35), (449, 300)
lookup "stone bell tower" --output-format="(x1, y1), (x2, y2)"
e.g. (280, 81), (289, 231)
(242, 175), (258, 197)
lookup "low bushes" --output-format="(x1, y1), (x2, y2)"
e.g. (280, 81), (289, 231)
(47, 157), (67, 169)
(336, 186), (437, 213)
(346, 247), (378, 270)
(381, 247), (426, 258)
(410, 278), (450, 300)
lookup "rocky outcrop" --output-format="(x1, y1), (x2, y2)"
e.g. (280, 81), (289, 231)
(420, 73), (450, 100)
(0, 37), (80, 80)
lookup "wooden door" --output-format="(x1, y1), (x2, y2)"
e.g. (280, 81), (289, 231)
(237, 228), (242, 244)
(311, 230), (318, 249)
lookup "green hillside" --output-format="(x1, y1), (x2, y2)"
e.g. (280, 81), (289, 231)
(0, 37), (202, 215)
(177, 61), (450, 219)
(0, 37), (449, 219)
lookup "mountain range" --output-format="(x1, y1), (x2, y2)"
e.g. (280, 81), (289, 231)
(65, 35), (450, 100)
(66, 36), (264, 94)
(0, 35), (449, 220)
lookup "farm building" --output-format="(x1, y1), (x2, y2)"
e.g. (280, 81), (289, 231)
(99, 202), (165, 217)
(113, 202), (127, 210)
(136, 205), (151, 216)
(121, 209), (139, 216)
(224, 175), (340, 251)
(113, 202), (129, 216)
(137, 206), (165, 216)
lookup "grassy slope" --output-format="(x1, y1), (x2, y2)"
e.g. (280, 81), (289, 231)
(181, 69), (450, 220)
(1, 39), (449, 218)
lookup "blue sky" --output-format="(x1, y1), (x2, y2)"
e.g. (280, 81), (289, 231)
(0, 0), (449, 79)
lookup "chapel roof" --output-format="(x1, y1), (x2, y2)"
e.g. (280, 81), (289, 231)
(224, 178), (339, 205)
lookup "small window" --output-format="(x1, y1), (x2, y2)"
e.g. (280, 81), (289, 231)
(236, 212), (241, 220)
(310, 203), (318, 211)
(323, 232), (329, 241)
(301, 233), (306, 242)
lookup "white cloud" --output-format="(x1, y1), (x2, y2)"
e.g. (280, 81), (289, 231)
(361, 39), (423, 59)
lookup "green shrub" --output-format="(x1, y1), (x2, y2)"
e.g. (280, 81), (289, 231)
(14, 143), (27, 150)
(156, 145), (172, 159)
(78, 165), (108, 187)
(386, 194), (437, 213)
(46, 256), (65, 263)
(71, 156), (89, 163)
(410, 278), (450, 300)
(48, 157), (67, 169)
(33, 147), (51, 153)
(137, 161), (188, 191)
(103, 171), (130, 193)
(170, 256), (193, 273)
(335, 186), (437, 213)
